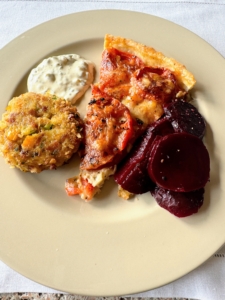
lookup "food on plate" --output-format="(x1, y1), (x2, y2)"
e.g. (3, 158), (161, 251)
(114, 126), (157, 195)
(114, 117), (174, 194)
(27, 54), (94, 104)
(164, 100), (206, 139)
(65, 167), (116, 201)
(65, 87), (138, 201)
(0, 92), (83, 173)
(151, 186), (205, 218)
(148, 132), (210, 192)
(98, 34), (195, 124)
(115, 99), (210, 217)
(79, 92), (137, 171)
(65, 34), (197, 201)
(0, 32), (210, 217)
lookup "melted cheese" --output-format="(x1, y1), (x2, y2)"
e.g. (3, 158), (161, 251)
(76, 167), (116, 201)
(122, 96), (164, 124)
(81, 167), (116, 188)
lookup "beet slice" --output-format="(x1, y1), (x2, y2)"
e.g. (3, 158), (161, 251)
(114, 117), (175, 194)
(148, 132), (210, 192)
(151, 116), (175, 136)
(116, 162), (156, 194)
(151, 186), (205, 217)
(114, 127), (156, 194)
(164, 100), (206, 139)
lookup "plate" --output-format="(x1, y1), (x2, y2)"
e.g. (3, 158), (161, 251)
(0, 10), (225, 296)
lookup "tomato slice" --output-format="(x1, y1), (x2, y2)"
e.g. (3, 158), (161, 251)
(99, 49), (180, 106)
(80, 95), (135, 170)
(99, 48), (144, 100)
(131, 67), (178, 105)
(100, 48), (144, 73)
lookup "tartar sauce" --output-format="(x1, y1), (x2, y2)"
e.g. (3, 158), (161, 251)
(27, 54), (94, 103)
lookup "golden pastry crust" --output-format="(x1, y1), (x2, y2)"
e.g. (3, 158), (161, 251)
(104, 34), (196, 92)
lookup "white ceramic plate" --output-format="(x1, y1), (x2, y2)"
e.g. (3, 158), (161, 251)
(0, 10), (225, 296)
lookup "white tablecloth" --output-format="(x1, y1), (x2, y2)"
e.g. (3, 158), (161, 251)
(0, 1), (225, 299)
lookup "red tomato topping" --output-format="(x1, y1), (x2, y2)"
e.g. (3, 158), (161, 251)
(80, 96), (135, 170)
(131, 67), (178, 105)
(65, 176), (95, 201)
(99, 49), (180, 106)
(99, 48), (144, 100)
(65, 177), (82, 196)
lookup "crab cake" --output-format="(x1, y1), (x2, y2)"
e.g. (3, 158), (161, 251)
(0, 92), (83, 173)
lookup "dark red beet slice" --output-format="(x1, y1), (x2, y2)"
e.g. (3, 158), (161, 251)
(164, 100), (206, 139)
(148, 132), (210, 192)
(116, 162), (156, 194)
(151, 186), (204, 217)
(151, 116), (175, 136)
(114, 117), (175, 194)
(114, 127), (156, 194)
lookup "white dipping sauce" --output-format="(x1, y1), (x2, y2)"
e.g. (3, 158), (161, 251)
(27, 54), (94, 103)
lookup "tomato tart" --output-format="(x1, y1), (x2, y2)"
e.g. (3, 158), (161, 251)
(65, 34), (196, 201)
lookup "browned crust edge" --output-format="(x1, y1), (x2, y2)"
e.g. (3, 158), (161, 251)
(104, 34), (196, 92)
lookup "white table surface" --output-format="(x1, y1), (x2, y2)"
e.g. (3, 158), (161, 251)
(0, 1), (225, 300)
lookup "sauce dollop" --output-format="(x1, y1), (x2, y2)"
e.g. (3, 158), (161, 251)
(27, 54), (94, 103)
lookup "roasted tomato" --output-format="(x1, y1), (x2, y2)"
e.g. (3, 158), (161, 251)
(99, 48), (144, 100)
(130, 67), (178, 105)
(80, 96), (135, 170)
(65, 176), (95, 201)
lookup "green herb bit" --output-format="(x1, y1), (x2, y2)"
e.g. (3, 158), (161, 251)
(29, 129), (37, 135)
(44, 124), (53, 130)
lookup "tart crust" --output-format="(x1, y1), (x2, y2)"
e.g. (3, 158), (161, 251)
(104, 34), (196, 92)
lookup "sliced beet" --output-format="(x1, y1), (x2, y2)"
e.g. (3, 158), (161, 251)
(148, 132), (210, 192)
(164, 100), (206, 139)
(151, 186), (204, 217)
(150, 116), (175, 136)
(115, 162), (156, 194)
(114, 126), (156, 194)
(114, 117), (175, 194)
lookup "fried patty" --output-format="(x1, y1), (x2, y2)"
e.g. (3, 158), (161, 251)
(0, 92), (83, 173)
